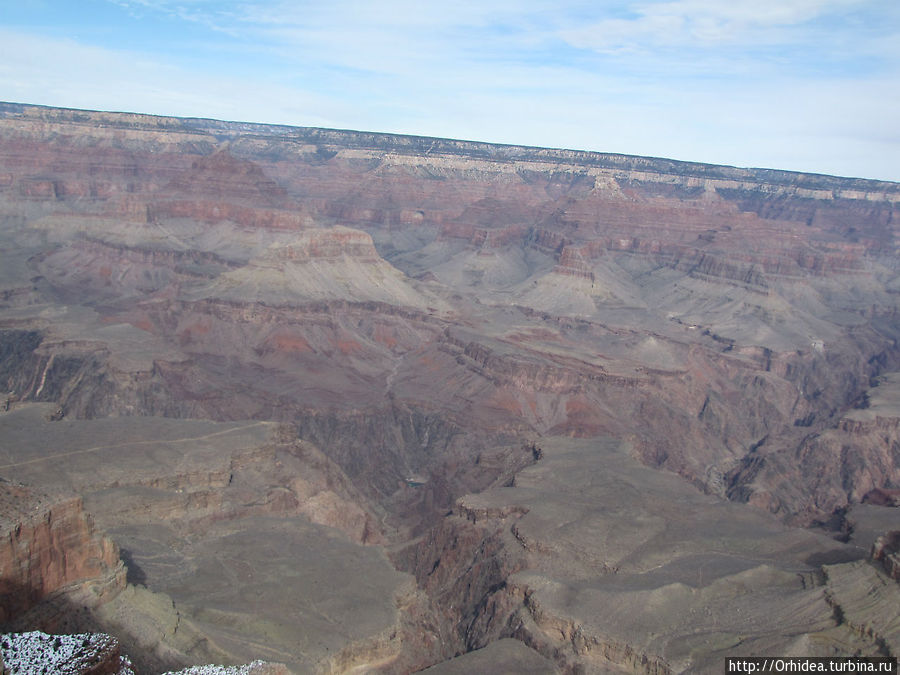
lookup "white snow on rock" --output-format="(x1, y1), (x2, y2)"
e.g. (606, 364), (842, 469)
(0, 630), (134, 674)
(1, 632), (276, 675)
(162, 661), (270, 674)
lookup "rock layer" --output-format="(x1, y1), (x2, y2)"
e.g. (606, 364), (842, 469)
(0, 482), (124, 624)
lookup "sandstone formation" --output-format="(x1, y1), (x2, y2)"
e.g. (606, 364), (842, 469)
(0, 481), (124, 624)
(1, 102), (899, 672)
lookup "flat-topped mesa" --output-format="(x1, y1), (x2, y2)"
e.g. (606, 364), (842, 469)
(526, 227), (570, 255)
(262, 226), (380, 262)
(185, 225), (448, 311)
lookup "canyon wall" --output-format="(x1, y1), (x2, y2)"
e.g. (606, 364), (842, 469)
(0, 482), (124, 624)
(1, 102), (900, 672)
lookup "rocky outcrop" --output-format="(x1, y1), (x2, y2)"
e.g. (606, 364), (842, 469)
(727, 370), (900, 521)
(863, 488), (900, 507)
(392, 510), (527, 662)
(871, 532), (900, 581)
(0, 630), (131, 675)
(822, 561), (900, 656)
(263, 226), (379, 261)
(0, 482), (125, 624)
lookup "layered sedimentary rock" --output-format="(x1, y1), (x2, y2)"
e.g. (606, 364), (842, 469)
(0, 482), (124, 624)
(1, 102), (900, 672)
(729, 371), (900, 520)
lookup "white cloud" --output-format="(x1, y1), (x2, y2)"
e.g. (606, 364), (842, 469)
(560, 0), (872, 51)
(0, 28), (350, 126)
(1, 1), (898, 181)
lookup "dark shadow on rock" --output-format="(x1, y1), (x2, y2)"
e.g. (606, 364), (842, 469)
(0, 580), (180, 673)
(804, 547), (867, 567)
(118, 549), (147, 587)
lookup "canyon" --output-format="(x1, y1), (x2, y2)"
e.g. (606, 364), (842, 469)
(0, 101), (899, 673)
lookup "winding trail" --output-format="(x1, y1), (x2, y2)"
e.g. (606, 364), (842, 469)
(0, 421), (272, 470)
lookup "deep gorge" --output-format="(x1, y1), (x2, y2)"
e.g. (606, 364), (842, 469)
(1, 102), (899, 673)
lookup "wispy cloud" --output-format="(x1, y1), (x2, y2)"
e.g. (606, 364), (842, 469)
(558, 0), (900, 83)
(1, 1), (898, 180)
(0, 27), (351, 126)
(107, 0), (244, 34)
(561, 0), (877, 49)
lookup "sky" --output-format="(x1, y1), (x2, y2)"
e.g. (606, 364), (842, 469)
(1, 0), (899, 181)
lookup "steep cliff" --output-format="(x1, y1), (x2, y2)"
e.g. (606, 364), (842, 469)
(0, 482), (124, 624)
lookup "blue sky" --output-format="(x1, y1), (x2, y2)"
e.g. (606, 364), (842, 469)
(2, 0), (899, 181)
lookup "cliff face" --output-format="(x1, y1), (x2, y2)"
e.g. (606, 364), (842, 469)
(1, 102), (900, 671)
(727, 371), (900, 520)
(872, 532), (900, 581)
(0, 482), (124, 624)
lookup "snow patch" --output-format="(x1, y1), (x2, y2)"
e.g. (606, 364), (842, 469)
(0, 630), (134, 675)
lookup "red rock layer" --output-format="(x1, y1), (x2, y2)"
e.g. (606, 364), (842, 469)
(0, 483), (123, 623)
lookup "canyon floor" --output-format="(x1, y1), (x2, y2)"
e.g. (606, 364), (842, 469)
(0, 103), (899, 673)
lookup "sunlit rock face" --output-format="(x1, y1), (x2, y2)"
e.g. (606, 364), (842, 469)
(0, 482), (124, 624)
(1, 102), (899, 673)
